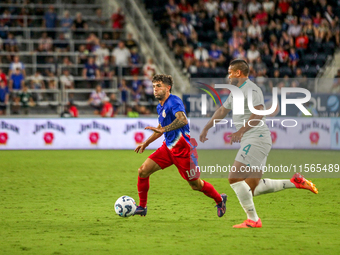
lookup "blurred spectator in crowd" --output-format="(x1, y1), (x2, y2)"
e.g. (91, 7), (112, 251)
(44, 56), (57, 76)
(42, 5), (57, 39)
(143, 58), (156, 80)
(119, 79), (132, 105)
(88, 84), (106, 115)
(47, 74), (57, 90)
(130, 47), (140, 75)
(287, 17), (302, 37)
(112, 41), (131, 68)
(0, 69), (7, 86)
(83, 57), (100, 81)
(60, 69), (74, 89)
(262, 0), (275, 13)
(94, 8), (107, 28)
(214, 32), (226, 48)
(324, 5), (338, 27)
(178, 0), (192, 15)
(178, 17), (196, 41)
(110, 93), (122, 115)
(77, 45), (89, 64)
(280, 31), (294, 51)
(228, 31), (243, 52)
(167, 22), (179, 49)
(247, 44), (260, 64)
(254, 57), (267, 75)
(95, 43), (110, 67)
(111, 7), (124, 39)
(9, 56), (26, 77)
(289, 47), (299, 68)
(205, 0), (219, 17)
(166, 0), (180, 18)
(125, 33), (138, 49)
(142, 59), (155, 108)
(101, 96), (113, 117)
(248, 0), (262, 16)
(209, 43), (224, 65)
(126, 105), (139, 118)
(61, 101), (78, 117)
(38, 32), (53, 52)
(130, 74), (143, 101)
(183, 45), (195, 71)
(9, 68), (25, 91)
(0, 80), (9, 115)
(248, 19), (262, 42)
(86, 33), (100, 52)
(100, 58), (115, 88)
(69, 101), (78, 117)
(14, 86), (35, 115)
(54, 33), (69, 52)
(4, 33), (18, 62)
(1, 9), (12, 27)
(215, 9), (229, 33)
(295, 32), (309, 57)
(60, 10), (73, 38)
(29, 71), (45, 89)
(194, 42), (209, 65)
(72, 12), (88, 39)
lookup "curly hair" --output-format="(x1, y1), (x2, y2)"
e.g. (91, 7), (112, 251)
(152, 74), (174, 93)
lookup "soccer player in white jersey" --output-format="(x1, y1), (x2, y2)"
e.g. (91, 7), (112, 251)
(199, 59), (318, 228)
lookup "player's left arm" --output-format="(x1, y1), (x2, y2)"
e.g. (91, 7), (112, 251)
(229, 105), (264, 144)
(145, 111), (188, 134)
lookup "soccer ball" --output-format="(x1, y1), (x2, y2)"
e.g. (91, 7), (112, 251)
(114, 196), (137, 217)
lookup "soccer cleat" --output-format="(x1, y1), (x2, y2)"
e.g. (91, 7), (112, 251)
(134, 206), (147, 217)
(290, 173), (318, 194)
(233, 218), (262, 228)
(216, 193), (227, 217)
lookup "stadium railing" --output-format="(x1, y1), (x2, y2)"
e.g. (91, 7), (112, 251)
(0, 27), (125, 40)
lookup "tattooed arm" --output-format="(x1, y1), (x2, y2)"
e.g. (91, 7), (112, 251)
(144, 111), (188, 134)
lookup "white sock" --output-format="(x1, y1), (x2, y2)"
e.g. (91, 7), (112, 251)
(230, 181), (259, 222)
(254, 179), (296, 196)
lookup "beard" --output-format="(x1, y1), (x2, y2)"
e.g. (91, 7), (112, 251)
(229, 77), (239, 86)
(154, 91), (166, 100)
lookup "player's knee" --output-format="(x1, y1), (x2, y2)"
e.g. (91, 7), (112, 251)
(189, 183), (201, 191)
(189, 180), (203, 191)
(138, 164), (149, 178)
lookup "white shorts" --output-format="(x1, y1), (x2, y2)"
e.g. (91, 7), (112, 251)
(235, 135), (272, 169)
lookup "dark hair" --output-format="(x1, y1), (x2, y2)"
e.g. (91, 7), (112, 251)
(152, 74), (174, 93)
(230, 59), (249, 76)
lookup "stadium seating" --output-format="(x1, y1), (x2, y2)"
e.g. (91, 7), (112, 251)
(0, 0), (151, 116)
(143, 0), (339, 82)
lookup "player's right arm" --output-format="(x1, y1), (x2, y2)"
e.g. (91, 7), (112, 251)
(199, 105), (230, 143)
(134, 124), (163, 154)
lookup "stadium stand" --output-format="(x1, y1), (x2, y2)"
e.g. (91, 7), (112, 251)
(0, 0), (156, 116)
(143, 0), (339, 90)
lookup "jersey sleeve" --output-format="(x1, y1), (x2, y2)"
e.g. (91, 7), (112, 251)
(251, 88), (264, 107)
(171, 97), (186, 115)
(223, 94), (233, 109)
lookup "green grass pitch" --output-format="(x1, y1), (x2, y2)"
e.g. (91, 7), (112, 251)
(1, 150), (340, 255)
